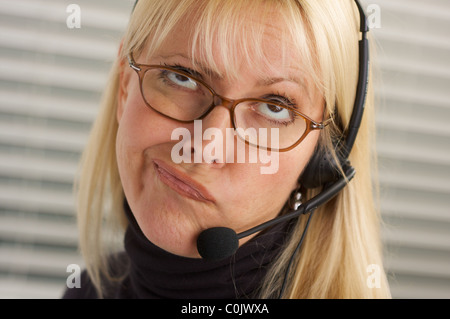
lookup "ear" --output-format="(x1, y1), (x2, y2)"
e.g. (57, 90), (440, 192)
(117, 40), (130, 123)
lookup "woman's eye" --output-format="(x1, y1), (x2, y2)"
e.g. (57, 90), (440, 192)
(166, 71), (198, 90)
(257, 103), (291, 120)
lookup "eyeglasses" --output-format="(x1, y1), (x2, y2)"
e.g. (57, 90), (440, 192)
(127, 53), (330, 151)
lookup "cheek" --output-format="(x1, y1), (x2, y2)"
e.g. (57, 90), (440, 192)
(280, 134), (318, 182)
(117, 94), (173, 151)
(261, 131), (319, 201)
(222, 132), (318, 233)
(115, 93), (181, 199)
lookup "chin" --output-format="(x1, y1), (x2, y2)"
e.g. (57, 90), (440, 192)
(146, 226), (201, 258)
(135, 205), (202, 258)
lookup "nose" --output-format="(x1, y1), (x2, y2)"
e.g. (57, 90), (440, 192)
(191, 103), (235, 167)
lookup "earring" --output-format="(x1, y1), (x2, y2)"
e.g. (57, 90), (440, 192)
(288, 188), (303, 211)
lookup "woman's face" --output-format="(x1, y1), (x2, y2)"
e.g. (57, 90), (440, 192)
(116, 12), (324, 258)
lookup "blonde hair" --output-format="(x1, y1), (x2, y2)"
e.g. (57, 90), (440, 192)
(75, 0), (390, 298)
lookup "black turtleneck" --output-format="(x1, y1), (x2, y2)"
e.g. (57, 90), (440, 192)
(63, 201), (291, 299)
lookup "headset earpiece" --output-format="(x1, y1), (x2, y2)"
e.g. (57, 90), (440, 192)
(300, 142), (350, 189)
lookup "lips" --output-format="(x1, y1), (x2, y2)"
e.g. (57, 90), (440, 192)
(153, 159), (216, 204)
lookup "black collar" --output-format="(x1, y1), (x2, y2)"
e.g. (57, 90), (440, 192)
(122, 200), (290, 298)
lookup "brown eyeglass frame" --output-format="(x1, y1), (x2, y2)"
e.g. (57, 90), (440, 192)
(127, 53), (331, 152)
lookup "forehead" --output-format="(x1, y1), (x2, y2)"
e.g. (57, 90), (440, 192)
(142, 1), (312, 83)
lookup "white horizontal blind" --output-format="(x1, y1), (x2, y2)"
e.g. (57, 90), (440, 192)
(0, 0), (133, 298)
(366, 0), (450, 298)
(0, 0), (449, 299)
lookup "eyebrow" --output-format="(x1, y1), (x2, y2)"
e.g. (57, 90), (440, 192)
(156, 53), (306, 89)
(156, 53), (223, 79)
(257, 76), (305, 88)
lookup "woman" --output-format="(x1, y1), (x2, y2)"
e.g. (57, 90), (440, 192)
(64, 0), (391, 298)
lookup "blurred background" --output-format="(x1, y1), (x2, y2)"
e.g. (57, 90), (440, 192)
(0, 0), (449, 298)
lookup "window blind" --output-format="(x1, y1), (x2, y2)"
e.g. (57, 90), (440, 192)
(0, 0), (448, 298)
(370, 0), (450, 298)
(0, 0), (133, 298)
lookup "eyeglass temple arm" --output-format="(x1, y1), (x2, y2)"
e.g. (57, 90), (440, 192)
(127, 54), (141, 72)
